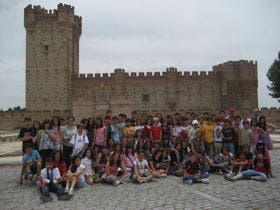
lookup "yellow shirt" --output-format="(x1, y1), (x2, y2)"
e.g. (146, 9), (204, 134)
(201, 123), (214, 143)
(124, 126), (135, 138)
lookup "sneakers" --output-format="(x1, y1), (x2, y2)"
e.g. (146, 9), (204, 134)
(201, 178), (209, 184)
(218, 170), (223, 175)
(64, 187), (69, 193)
(40, 196), (53, 202)
(68, 188), (74, 195)
(223, 174), (235, 182)
(58, 194), (73, 201)
(184, 179), (193, 185)
(113, 180), (120, 186)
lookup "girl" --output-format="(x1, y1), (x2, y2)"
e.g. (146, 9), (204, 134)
(65, 156), (86, 195)
(133, 150), (154, 184)
(135, 138), (146, 153)
(52, 151), (67, 184)
(93, 117), (107, 160)
(81, 148), (94, 184)
(171, 118), (182, 138)
(96, 147), (109, 176)
(63, 116), (77, 167)
(85, 117), (95, 149)
(225, 141), (272, 182)
(122, 144), (138, 173)
(32, 120), (41, 151)
(168, 143), (184, 176)
(51, 116), (64, 151)
(143, 118), (152, 139)
(161, 149), (171, 171)
(34, 120), (55, 165)
(258, 115), (273, 150)
(162, 120), (171, 140)
(150, 117), (162, 146)
(149, 149), (168, 177)
(103, 152), (130, 185)
(107, 138), (115, 154)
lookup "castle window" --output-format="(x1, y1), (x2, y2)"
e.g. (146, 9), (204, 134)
(142, 94), (150, 102)
(43, 45), (49, 53)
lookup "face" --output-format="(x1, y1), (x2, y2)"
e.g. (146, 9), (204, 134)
(25, 120), (32, 128)
(67, 118), (74, 126)
(25, 147), (33, 154)
(44, 122), (50, 129)
(86, 150), (92, 157)
(176, 144), (181, 151)
(46, 162), (54, 170)
(108, 139), (114, 146)
(78, 127), (83, 134)
(222, 148), (229, 155)
(113, 153), (120, 162)
(102, 148), (108, 155)
(89, 118), (94, 124)
(34, 122), (40, 129)
(128, 147), (133, 153)
(189, 155), (196, 162)
(154, 120), (159, 125)
(54, 152), (61, 161)
(138, 152), (145, 161)
(155, 151), (161, 159)
(75, 157), (81, 166)
(53, 117), (58, 125)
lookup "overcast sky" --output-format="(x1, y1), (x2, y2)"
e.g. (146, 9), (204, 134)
(0, 0), (279, 110)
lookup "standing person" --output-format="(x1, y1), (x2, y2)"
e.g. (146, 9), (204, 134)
(109, 116), (122, 143)
(201, 117), (215, 155)
(34, 120), (55, 165)
(189, 120), (204, 155)
(162, 120), (171, 140)
(143, 118), (152, 140)
(63, 116), (77, 167)
(150, 117), (162, 147)
(85, 117), (95, 149)
(39, 157), (70, 202)
(214, 118), (223, 155)
(222, 119), (236, 155)
(93, 117), (107, 160)
(51, 116), (64, 151)
(32, 120), (41, 151)
(238, 120), (253, 154)
(258, 115), (273, 150)
(70, 124), (89, 157)
(124, 119), (135, 139)
(171, 118), (181, 138)
(250, 117), (263, 155)
(18, 117), (34, 155)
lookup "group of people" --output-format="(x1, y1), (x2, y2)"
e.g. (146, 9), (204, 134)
(18, 108), (274, 202)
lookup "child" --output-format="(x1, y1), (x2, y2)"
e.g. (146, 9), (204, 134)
(65, 156), (86, 195)
(103, 152), (130, 185)
(213, 118), (223, 155)
(81, 148), (95, 184)
(39, 157), (71, 202)
(150, 117), (162, 147)
(182, 152), (209, 184)
(133, 150), (154, 184)
(96, 146), (109, 177)
(168, 143), (184, 176)
(189, 120), (204, 155)
(231, 150), (250, 173)
(122, 144), (138, 173)
(201, 117), (214, 155)
(149, 149), (168, 177)
(52, 151), (67, 185)
(51, 116), (64, 151)
(161, 149), (171, 171)
(222, 119), (236, 155)
(63, 116), (77, 167)
(216, 145), (234, 174)
(109, 116), (122, 143)
(20, 143), (42, 184)
(70, 124), (89, 157)
(93, 117), (107, 160)
(18, 117), (34, 155)
(238, 120), (253, 153)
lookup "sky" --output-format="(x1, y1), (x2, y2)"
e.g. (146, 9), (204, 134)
(0, 0), (280, 110)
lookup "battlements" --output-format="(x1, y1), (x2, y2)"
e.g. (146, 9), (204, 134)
(213, 60), (257, 71)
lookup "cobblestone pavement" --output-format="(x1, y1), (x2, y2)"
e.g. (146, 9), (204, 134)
(0, 150), (279, 210)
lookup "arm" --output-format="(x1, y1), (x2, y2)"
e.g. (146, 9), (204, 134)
(103, 127), (107, 147)
(104, 162), (111, 176)
(74, 166), (86, 177)
(93, 128), (97, 148)
(149, 160), (156, 171)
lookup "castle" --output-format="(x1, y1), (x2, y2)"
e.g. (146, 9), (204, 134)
(3, 3), (279, 131)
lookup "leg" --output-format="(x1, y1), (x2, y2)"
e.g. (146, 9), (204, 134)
(119, 172), (131, 184)
(103, 175), (118, 185)
(49, 183), (65, 196)
(40, 185), (50, 197)
(85, 175), (94, 185)
(19, 166), (26, 185)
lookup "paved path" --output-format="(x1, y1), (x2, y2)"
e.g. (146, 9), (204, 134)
(0, 150), (280, 210)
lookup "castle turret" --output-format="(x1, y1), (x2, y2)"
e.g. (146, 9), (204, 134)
(213, 60), (258, 111)
(24, 4), (82, 111)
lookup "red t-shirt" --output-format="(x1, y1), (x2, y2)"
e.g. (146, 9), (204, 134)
(54, 161), (67, 176)
(254, 149), (271, 174)
(151, 125), (162, 141)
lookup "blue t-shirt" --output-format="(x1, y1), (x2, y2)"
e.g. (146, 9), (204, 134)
(22, 150), (41, 165)
(110, 124), (120, 143)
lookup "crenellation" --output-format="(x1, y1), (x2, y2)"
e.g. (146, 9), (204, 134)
(130, 72), (137, 77)
(95, 73), (101, 78)
(79, 74), (86, 78)
(146, 72), (153, 77)
(87, 73), (93, 78)
(154, 72), (161, 77)
(102, 73), (109, 78)
(184, 71), (190, 76)
(139, 72), (145, 77)
(200, 71), (207, 76)
(192, 71), (198, 76)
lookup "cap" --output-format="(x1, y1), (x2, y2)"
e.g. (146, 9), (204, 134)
(153, 117), (159, 122)
(192, 120), (199, 125)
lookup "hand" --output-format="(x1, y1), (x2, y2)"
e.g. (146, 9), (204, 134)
(45, 179), (50, 184)
(26, 160), (32, 164)
(53, 180), (58, 184)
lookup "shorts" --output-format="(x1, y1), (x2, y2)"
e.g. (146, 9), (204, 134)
(29, 162), (37, 174)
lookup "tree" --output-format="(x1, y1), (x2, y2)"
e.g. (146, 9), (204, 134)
(267, 52), (280, 102)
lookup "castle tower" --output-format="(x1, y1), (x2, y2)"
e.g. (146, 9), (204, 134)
(24, 4), (82, 111)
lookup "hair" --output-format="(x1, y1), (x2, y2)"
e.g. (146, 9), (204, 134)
(51, 116), (61, 131)
(81, 118), (88, 125)
(250, 117), (257, 126)
(106, 110), (112, 115)
(242, 120), (250, 125)
(83, 148), (93, 160)
(258, 115), (267, 131)
(66, 116), (75, 121)
(112, 116), (118, 121)
(42, 119), (51, 129)
(23, 117), (32, 122)
(45, 157), (54, 164)
(109, 152), (121, 167)
(53, 150), (64, 163)
(136, 139), (146, 152)
(33, 120), (41, 129)
(76, 124), (84, 129)
(86, 117), (95, 130)
(152, 149), (162, 162)
(254, 141), (269, 171)
(95, 117), (104, 129)
(70, 155), (82, 173)
(125, 144), (135, 157)
(24, 142), (33, 150)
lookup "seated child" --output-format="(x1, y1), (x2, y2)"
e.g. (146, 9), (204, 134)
(102, 152), (130, 186)
(182, 152), (209, 184)
(65, 155), (86, 195)
(149, 149), (168, 178)
(39, 157), (71, 202)
(215, 145), (234, 174)
(52, 151), (67, 185)
(231, 151), (250, 173)
(133, 150), (154, 184)
(122, 144), (138, 173)
(81, 148), (96, 184)
(96, 146), (109, 177)
(20, 143), (42, 184)
(161, 149), (171, 171)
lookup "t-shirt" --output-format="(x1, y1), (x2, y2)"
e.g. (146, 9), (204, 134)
(151, 125), (162, 141)
(81, 157), (93, 176)
(37, 130), (54, 150)
(124, 126), (135, 138)
(109, 124), (121, 143)
(218, 152), (234, 165)
(201, 123), (214, 143)
(70, 133), (89, 151)
(40, 167), (61, 182)
(214, 125), (223, 142)
(52, 126), (64, 145)
(63, 126), (77, 147)
(122, 153), (138, 170)
(239, 128), (253, 146)
(18, 127), (34, 150)
(76, 164), (86, 182)
(222, 127), (235, 143)
(95, 126), (106, 146)
(172, 126), (182, 137)
(134, 159), (149, 176)
(22, 150), (41, 165)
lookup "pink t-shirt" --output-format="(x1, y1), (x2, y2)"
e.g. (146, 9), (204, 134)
(122, 153), (138, 169)
(95, 126), (106, 146)
(52, 126), (64, 145)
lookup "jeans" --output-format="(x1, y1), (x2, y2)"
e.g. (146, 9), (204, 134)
(40, 183), (65, 197)
(103, 172), (131, 185)
(241, 170), (267, 182)
(224, 142), (235, 155)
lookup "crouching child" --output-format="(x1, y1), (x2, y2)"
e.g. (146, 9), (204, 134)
(39, 157), (71, 202)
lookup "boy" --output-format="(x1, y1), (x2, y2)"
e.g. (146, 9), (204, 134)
(133, 150), (154, 184)
(18, 117), (34, 155)
(19, 143), (42, 184)
(201, 117), (214, 155)
(39, 157), (71, 202)
(109, 116), (121, 143)
(70, 124), (89, 157)
(213, 118), (223, 155)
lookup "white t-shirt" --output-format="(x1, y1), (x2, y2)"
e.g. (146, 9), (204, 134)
(40, 167), (61, 182)
(70, 133), (89, 150)
(134, 159), (149, 176)
(76, 163), (86, 182)
(81, 157), (93, 176)
(214, 125), (223, 142)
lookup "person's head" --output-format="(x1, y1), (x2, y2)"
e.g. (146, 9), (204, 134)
(106, 110), (112, 117)
(114, 143), (121, 152)
(219, 110), (225, 119)
(259, 115), (267, 131)
(189, 152), (197, 163)
(192, 120), (199, 128)
(81, 118), (88, 127)
(146, 118), (152, 126)
(182, 141), (187, 149)
(84, 148), (93, 159)
(101, 146), (108, 155)
(238, 151), (247, 160)
(221, 145), (230, 155)
(76, 124), (84, 134)
(53, 150), (63, 163)
(252, 108), (260, 117)
(126, 119), (132, 127)
(131, 111), (137, 119)
(73, 155), (82, 166)
(138, 139), (145, 149)
(42, 119), (51, 130)
(235, 115), (241, 122)
(87, 117), (95, 126)
(66, 116), (75, 126)
(45, 157), (54, 170)
(108, 138), (114, 147)
(33, 120), (41, 129)
(126, 144), (134, 156)
(229, 108), (235, 116)
(135, 129), (142, 138)
(60, 118), (66, 126)
(154, 142), (160, 149)
(256, 141), (265, 153)
(24, 143), (33, 154)
(109, 152), (121, 166)
(203, 112), (209, 120)
(162, 136), (169, 145)
(224, 119), (232, 128)
(171, 135), (177, 144)
(174, 112), (181, 120)
(153, 149), (162, 160)
(51, 116), (61, 127)
(206, 116), (211, 124)
(243, 120), (250, 129)
(175, 143), (182, 151)
(112, 116), (119, 124)
(153, 117), (160, 125)
(138, 150), (145, 161)
(95, 117), (103, 128)
(250, 118), (258, 127)
(23, 117), (32, 128)
(162, 149), (168, 158)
